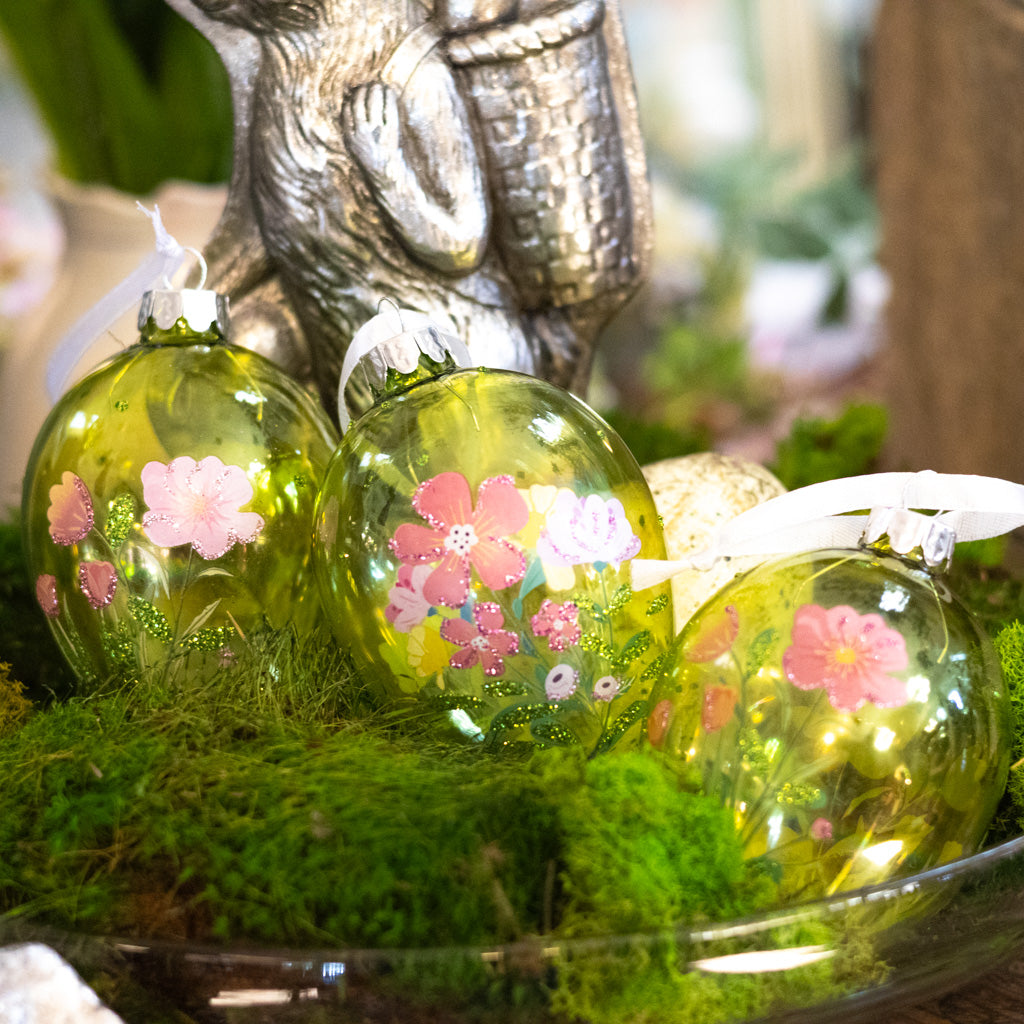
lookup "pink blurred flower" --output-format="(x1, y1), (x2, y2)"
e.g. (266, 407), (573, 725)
(79, 560), (117, 609)
(141, 456), (264, 560)
(783, 604), (909, 713)
(536, 491), (641, 568)
(810, 817), (833, 843)
(390, 472), (529, 608)
(385, 564), (434, 632)
(36, 573), (59, 618)
(530, 599), (581, 651)
(684, 604), (739, 663)
(592, 675), (621, 702)
(440, 602), (519, 676)
(701, 684), (738, 732)
(544, 663), (578, 701)
(47, 471), (94, 545)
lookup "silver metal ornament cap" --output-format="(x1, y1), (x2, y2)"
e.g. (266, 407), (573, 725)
(138, 288), (229, 335)
(337, 305), (473, 431)
(863, 506), (956, 569)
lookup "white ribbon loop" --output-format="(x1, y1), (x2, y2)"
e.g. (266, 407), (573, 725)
(336, 305), (472, 433)
(45, 204), (190, 402)
(632, 470), (1024, 591)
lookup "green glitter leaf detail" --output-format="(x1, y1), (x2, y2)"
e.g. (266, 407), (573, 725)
(747, 628), (779, 673)
(645, 592), (669, 616)
(482, 678), (529, 698)
(427, 693), (486, 713)
(104, 494), (135, 548)
(578, 633), (615, 659)
(530, 719), (579, 747)
(181, 626), (236, 652)
(101, 621), (136, 667)
(572, 594), (600, 617)
(776, 782), (822, 808)
(606, 584), (633, 614)
(127, 597), (173, 645)
(640, 652), (670, 683)
(613, 630), (652, 669)
(592, 700), (648, 755)
(488, 701), (554, 736)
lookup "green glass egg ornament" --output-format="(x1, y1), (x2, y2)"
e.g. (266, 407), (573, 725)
(647, 508), (1011, 901)
(22, 288), (339, 688)
(313, 309), (673, 753)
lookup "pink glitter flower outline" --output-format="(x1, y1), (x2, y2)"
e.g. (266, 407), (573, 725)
(530, 598), (581, 652)
(36, 573), (59, 618)
(47, 471), (94, 545)
(440, 602), (519, 676)
(385, 564), (434, 632)
(390, 472), (529, 608)
(141, 456), (264, 560)
(783, 603), (909, 713)
(79, 560), (117, 609)
(536, 491), (641, 568)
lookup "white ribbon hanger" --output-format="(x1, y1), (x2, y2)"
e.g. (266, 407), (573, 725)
(45, 204), (201, 402)
(631, 469), (1024, 591)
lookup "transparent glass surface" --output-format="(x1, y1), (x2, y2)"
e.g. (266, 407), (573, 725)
(313, 366), (673, 754)
(649, 545), (1012, 901)
(21, 319), (339, 688)
(5, 834), (1024, 1024)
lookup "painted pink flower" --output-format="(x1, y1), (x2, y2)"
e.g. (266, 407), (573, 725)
(536, 492), (642, 568)
(593, 675), (621, 702)
(79, 560), (117, 609)
(385, 564), (434, 632)
(390, 472), (529, 608)
(701, 684), (738, 732)
(783, 604), (909, 713)
(684, 604), (739, 663)
(141, 456), (264, 560)
(47, 471), (94, 545)
(536, 491), (641, 568)
(810, 817), (834, 843)
(544, 663), (579, 701)
(440, 602), (519, 676)
(36, 574), (59, 618)
(530, 599), (581, 652)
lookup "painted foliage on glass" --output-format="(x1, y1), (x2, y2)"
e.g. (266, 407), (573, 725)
(648, 547), (1010, 901)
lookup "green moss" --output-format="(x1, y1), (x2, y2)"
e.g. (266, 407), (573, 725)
(771, 402), (887, 490)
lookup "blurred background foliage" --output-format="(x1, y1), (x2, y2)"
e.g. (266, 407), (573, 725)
(0, 0), (232, 193)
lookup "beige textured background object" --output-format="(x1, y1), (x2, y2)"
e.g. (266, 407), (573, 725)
(642, 452), (786, 632)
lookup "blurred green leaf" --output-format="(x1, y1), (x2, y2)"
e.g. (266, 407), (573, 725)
(0, 0), (232, 192)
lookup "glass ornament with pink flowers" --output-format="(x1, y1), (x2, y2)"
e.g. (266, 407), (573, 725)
(646, 508), (1011, 902)
(312, 309), (673, 754)
(21, 288), (338, 688)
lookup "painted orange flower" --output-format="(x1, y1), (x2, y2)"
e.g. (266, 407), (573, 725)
(701, 684), (738, 732)
(683, 604), (739, 663)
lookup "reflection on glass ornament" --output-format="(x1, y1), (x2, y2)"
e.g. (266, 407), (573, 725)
(647, 507), (1011, 901)
(313, 308), (673, 753)
(22, 287), (338, 688)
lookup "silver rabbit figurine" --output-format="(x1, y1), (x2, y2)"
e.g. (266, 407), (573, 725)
(166, 0), (652, 417)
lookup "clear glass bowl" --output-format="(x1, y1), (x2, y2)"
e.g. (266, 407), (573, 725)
(5, 833), (1024, 1023)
